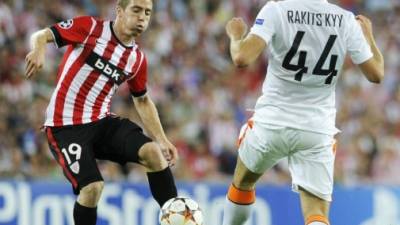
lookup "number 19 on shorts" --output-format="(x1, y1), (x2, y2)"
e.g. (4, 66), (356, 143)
(61, 143), (82, 174)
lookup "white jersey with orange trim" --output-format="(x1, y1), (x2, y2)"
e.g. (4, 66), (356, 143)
(249, 0), (372, 135)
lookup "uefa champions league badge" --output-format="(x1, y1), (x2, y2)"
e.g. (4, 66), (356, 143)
(58, 19), (73, 29)
(255, 18), (264, 25)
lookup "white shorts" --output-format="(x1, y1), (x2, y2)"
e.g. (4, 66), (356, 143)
(238, 120), (336, 202)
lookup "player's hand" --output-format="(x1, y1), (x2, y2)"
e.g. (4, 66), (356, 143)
(25, 49), (45, 79)
(226, 17), (248, 41)
(158, 139), (179, 167)
(356, 15), (374, 43)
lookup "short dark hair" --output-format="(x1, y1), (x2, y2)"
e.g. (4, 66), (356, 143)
(117, 0), (132, 9)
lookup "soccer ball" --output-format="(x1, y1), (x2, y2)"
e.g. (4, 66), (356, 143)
(159, 197), (204, 225)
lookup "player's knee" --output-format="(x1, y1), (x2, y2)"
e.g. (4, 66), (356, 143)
(81, 181), (104, 197)
(79, 181), (104, 206)
(139, 142), (168, 171)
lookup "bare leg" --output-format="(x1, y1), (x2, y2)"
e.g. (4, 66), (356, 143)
(299, 187), (330, 225)
(232, 157), (263, 191)
(222, 157), (263, 225)
(139, 142), (177, 207)
(77, 181), (104, 207)
(74, 181), (104, 225)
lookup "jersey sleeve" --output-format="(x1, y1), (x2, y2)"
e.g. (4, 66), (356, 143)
(127, 53), (148, 97)
(249, 1), (278, 44)
(345, 14), (373, 64)
(49, 16), (94, 48)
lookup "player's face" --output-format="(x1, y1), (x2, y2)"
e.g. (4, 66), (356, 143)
(118, 0), (152, 37)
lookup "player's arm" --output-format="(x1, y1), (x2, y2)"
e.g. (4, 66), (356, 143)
(25, 28), (54, 78)
(356, 15), (384, 83)
(226, 18), (266, 67)
(132, 94), (166, 142)
(132, 94), (178, 165)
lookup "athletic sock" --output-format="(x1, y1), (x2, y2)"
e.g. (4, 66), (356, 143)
(147, 167), (177, 207)
(73, 201), (97, 225)
(306, 215), (329, 225)
(222, 184), (255, 225)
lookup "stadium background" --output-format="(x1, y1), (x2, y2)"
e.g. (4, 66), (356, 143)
(0, 0), (399, 224)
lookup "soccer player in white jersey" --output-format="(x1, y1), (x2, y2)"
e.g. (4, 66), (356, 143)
(25, 0), (179, 224)
(223, 0), (384, 224)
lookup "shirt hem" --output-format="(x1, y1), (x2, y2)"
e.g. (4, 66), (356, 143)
(44, 114), (110, 127)
(253, 118), (340, 136)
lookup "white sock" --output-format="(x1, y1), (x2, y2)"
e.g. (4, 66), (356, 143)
(222, 197), (253, 225)
(308, 222), (328, 225)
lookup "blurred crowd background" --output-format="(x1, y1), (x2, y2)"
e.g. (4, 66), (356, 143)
(0, 0), (400, 186)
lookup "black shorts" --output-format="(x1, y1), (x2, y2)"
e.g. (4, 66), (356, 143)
(45, 116), (152, 194)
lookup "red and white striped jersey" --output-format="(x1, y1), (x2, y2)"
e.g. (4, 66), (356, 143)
(45, 16), (148, 127)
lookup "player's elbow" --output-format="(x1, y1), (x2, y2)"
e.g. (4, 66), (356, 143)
(232, 55), (249, 68)
(132, 94), (150, 106)
(360, 59), (385, 84)
(367, 67), (384, 83)
(31, 28), (53, 43)
(369, 73), (384, 84)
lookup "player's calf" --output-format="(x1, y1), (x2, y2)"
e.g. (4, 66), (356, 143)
(74, 181), (104, 225)
(223, 158), (262, 225)
(223, 184), (256, 225)
(299, 188), (330, 225)
(139, 142), (177, 207)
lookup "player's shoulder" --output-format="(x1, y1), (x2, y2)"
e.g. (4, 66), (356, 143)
(69, 15), (93, 22)
(279, 0), (354, 15)
(325, 2), (358, 30)
(137, 48), (146, 59)
(257, 0), (281, 17)
(259, 0), (280, 11)
(71, 15), (105, 25)
(325, 1), (355, 18)
(130, 46), (146, 62)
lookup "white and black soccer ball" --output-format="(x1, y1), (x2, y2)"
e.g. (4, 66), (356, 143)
(159, 197), (204, 225)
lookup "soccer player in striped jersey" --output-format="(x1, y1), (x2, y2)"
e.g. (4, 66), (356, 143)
(25, 0), (178, 224)
(223, 0), (384, 225)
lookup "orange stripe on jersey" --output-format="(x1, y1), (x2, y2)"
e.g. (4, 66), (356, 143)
(306, 215), (329, 225)
(227, 184), (255, 205)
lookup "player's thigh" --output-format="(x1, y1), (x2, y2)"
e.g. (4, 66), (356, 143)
(45, 125), (103, 195)
(238, 120), (288, 175)
(96, 117), (152, 164)
(289, 131), (336, 202)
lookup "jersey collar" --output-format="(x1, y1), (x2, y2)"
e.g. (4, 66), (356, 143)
(110, 21), (135, 48)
